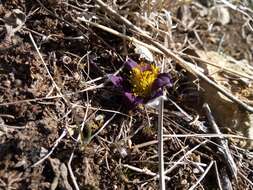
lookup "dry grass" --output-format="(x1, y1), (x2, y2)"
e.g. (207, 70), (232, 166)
(0, 0), (253, 189)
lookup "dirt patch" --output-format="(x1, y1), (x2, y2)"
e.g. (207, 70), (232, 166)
(0, 0), (253, 189)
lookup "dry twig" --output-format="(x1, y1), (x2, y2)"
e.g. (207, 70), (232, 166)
(203, 103), (238, 180)
(158, 92), (165, 189)
(122, 164), (171, 181)
(188, 161), (214, 190)
(68, 151), (80, 190)
(32, 129), (67, 167)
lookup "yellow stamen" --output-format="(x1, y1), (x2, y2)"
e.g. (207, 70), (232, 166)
(130, 63), (159, 98)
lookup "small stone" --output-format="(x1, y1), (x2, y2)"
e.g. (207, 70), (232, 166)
(118, 147), (128, 158)
(40, 147), (48, 157)
(15, 79), (22, 87)
(3, 80), (11, 88)
(193, 168), (200, 174)
(211, 6), (230, 25)
(62, 55), (72, 64)
(9, 73), (15, 82)
(181, 179), (188, 185)
(73, 72), (81, 80)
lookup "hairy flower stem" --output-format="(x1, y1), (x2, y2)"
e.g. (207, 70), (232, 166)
(158, 96), (165, 190)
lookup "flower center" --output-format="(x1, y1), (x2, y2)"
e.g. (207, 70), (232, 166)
(130, 63), (159, 98)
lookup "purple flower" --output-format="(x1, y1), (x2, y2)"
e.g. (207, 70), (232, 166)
(109, 59), (172, 108)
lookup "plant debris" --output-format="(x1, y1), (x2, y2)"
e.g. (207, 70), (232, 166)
(0, 0), (253, 189)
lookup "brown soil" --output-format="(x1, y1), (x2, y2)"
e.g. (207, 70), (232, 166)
(0, 0), (253, 190)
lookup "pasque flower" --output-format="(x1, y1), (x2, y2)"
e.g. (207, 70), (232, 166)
(109, 59), (172, 108)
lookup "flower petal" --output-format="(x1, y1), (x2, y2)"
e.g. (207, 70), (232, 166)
(124, 58), (138, 70)
(123, 92), (143, 107)
(150, 90), (163, 100)
(152, 73), (172, 91)
(108, 75), (123, 88)
(139, 63), (152, 72)
(146, 94), (168, 108)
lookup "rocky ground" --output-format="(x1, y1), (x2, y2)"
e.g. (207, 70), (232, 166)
(0, 0), (253, 189)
